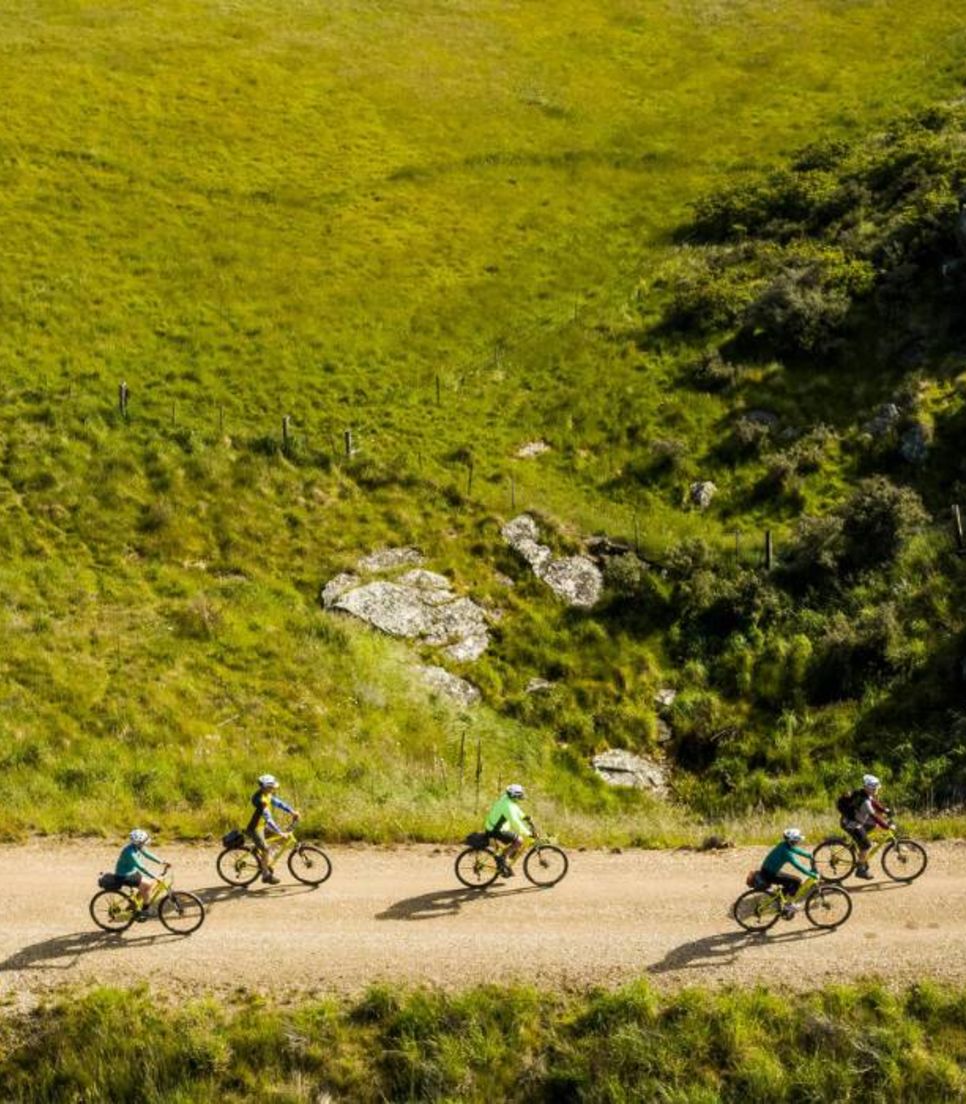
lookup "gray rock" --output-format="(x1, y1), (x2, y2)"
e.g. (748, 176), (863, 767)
(591, 750), (668, 795)
(321, 573), (360, 609)
(501, 514), (603, 608)
(418, 665), (481, 707)
(515, 440), (551, 459)
(654, 687), (677, 709)
(900, 421), (930, 464)
(357, 547), (424, 573)
(745, 410), (779, 426)
(863, 403), (900, 438)
(690, 481), (717, 509)
(525, 677), (554, 694)
(656, 718), (673, 744)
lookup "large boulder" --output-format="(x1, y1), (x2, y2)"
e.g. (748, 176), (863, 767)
(689, 481), (717, 509)
(501, 514), (602, 608)
(591, 750), (668, 795)
(418, 665), (481, 707)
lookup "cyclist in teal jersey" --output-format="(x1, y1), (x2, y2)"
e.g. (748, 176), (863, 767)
(115, 829), (169, 920)
(757, 828), (815, 918)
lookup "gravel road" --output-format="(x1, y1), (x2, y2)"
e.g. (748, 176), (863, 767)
(2, 839), (963, 1002)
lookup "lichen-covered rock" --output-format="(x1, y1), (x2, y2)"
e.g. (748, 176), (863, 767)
(690, 481), (717, 509)
(501, 514), (603, 609)
(900, 421), (930, 464)
(417, 665), (481, 707)
(357, 547), (424, 573)
(591, 750), (668, 795)
(654, 687), (677, 710)
(321, 573), (360, 609)
(525, 677), (553, 694)
(863, 403), (900, 437)
(515, 440), (551, 459)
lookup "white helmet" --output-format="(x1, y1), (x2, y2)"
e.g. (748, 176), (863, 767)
(129, 828), (150, 846)
(863, 774), (881, 792)
(258, 774), (279, 789)
(782, 827), (804, 844)
(506, 783), (525, 800)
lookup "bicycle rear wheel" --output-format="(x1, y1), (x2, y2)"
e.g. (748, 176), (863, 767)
(216, 846), (261, 887)
(288, 845), (333, 886)
(804, 885), (852, 929)
(881, 839), (928, 883)
(158, 891), (206, 935)
(90, 890), (136, 932)
(732, 889), (781, 932)
(523, 845), (569, 887)
(810, 839), (856, 883)
(454, 847), (500, 889)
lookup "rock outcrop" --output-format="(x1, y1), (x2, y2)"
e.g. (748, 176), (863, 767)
(501, 515), (603, 608)
(418, 665), (481, 707)
(591, 750), (669, 795)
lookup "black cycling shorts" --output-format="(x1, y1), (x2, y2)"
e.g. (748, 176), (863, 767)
(117, 872), (142, 888)
(841, 819), (871, 850)
(488, 828), (518, 846)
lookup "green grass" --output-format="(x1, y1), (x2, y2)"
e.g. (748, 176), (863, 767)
(3, 980), (966, 1101)
(3, 1), (966, 839)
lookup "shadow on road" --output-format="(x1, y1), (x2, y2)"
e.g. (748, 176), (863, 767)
(838, 880), (910, 895)
(376, 884), (545, 921)
(193, 883), (318, 911)
(648, 926), (832, 975)
(0, 929), (181, 973)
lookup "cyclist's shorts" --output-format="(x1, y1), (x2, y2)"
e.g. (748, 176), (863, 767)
(488, 828), (518, 846)
(117, 873), (142, 888)
(841, 820), (870, 850)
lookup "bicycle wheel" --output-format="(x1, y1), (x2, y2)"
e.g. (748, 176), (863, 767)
(804, 885), (852, 929)
(732, 889), (781, 932)
(288, 845), (333, 886)
(216, 846), (261, 887)
(523, 844), (569, 887)
(881, 839), (928, 883)
(454, 847), (500, 889)
(158, 891), (206, 935)
(89, 890), (137, 932)
(810, 839), (856, 883)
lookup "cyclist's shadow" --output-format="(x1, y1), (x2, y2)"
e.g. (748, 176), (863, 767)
(648, 926), (833, 976)
(0, 929), (179, 973)
(376, 884), (544, 921)
(193, 883), (317, 912)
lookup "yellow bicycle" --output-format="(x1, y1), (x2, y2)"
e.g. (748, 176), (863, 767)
(733, 874), (852, 932)
(455, 827), (569, 889)
(812, 825), (927, 884)
(90, 866), (205, 935)
(216, 819), (333, 887)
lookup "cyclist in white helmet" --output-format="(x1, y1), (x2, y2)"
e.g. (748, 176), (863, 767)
(837, 774), (892, 879)
(755, 828), (816, 918)
(483, 783), (533, 877)
(113, 829), (169, 920)
(246, 774), (300, 885)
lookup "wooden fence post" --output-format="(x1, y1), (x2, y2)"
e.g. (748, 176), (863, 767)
(118, 381), (129, 418)
(953, 505), (965, 553)
(344, 429), (353, 458)
(474, 736), (482, 813)
(282, 415), (291, 450)
(435, 374), (441, 406)
(764, 529), (773, 571)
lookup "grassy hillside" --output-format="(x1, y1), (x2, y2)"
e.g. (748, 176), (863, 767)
(3, 1), (966, 838)
(3, 981), (966, 1102)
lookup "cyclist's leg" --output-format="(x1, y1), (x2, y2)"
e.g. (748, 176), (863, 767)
(248, 827), (270, 870)
(488, 829), (519, 874)
(846, 824), (873, 875)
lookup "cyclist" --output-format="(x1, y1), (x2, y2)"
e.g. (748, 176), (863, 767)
(484, 783), (533, 877)
(756, 828), (816, 917)
(837, 773), (893, 879)
(115, 829), (169, 921)
(247, 774), (300, 885)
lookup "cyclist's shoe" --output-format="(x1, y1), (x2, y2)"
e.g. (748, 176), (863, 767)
(261, 871), (281, 885)
(781, 903), (799, 919)
(497, 860), (514, 878)
(135, 910), (151, 923)
(855, 864), (874, 880)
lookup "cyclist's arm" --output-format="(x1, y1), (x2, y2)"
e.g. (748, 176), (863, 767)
(787, 847), (816, 878)
(270, 796), (295, 817)
(861, 797), (890, 830)
(132, 849), (164, 876)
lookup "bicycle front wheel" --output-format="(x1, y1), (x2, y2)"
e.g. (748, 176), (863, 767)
(804, 885), (852, 929)
(90, 890), (136, 932)
(732, 889), (781, 932)
(158, 891), (206, 935)
(454, 848), (500, 889)
(810, 839), (856, 883)
(881, 839), (928, 883)
(288, 845), (333, 886)
(216, 846), (261, 887)
(523, 845), (569, 887)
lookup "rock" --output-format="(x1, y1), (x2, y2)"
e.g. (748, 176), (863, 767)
(417, 665), (481, 707)
(689, 481), (717, 509)
(863, 403), (900, 438)
(501, 514), (603, 609)
(515, 440), (551, 459)
(494, 572), (515, 588)
(357, 547), (424, 573)
(591, 750), (668, 795)
(654, 687), (677, 709)
(900, 421), (930, 464)
(321, 573), (359, 608)
(697, 835), (733, 851)
(525, 678), (553, 694)
(744, 409), (779, 426)
(656, 718), (673, 743)
(585, 536), (633, 561)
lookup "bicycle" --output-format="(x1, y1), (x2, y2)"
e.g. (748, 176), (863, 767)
(732, 874), (852, 932)
(89, 866), (206, 935)
(216, 818), (333, 887)
(454, 826), (569, 889)
(811, 825), (928, 884)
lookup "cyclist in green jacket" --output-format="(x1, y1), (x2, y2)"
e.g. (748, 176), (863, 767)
(484, 784), (532, 877)
(115, 829), (169, 921)
(757, 828), (816, 918)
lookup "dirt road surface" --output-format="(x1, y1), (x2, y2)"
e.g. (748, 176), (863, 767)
(2, 839), (964, 1003)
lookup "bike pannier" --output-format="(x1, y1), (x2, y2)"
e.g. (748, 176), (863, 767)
(746, 869), (768, 891)
(463, 831), (490, 849)
(98, 872), (122, 890)
(222, 828), (246, 849)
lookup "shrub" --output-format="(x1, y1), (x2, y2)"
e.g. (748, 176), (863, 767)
(839, 476), (928, 571)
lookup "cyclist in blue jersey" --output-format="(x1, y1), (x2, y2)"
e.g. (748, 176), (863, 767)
(115, 829), (169, 920)
(246, 774), (300, 884)
(757, 828), (816, 918)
